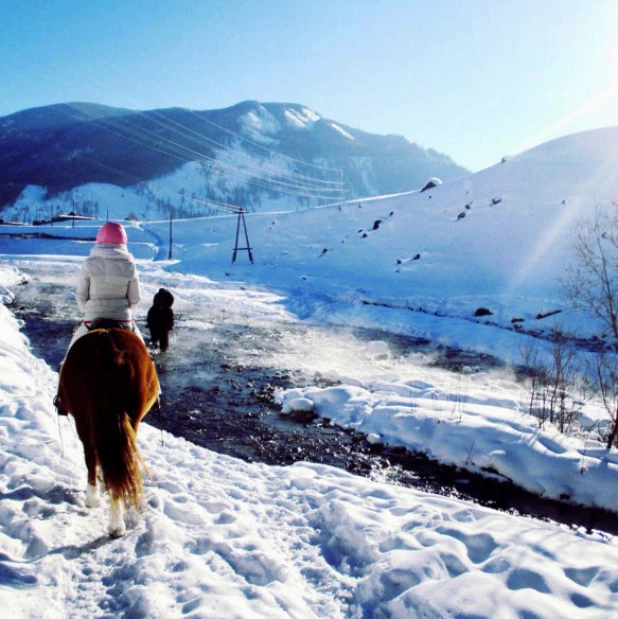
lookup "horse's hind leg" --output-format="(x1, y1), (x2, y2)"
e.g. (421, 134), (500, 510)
(108, 492), (126, 538)
(84, 445), (101, 508)
(86, 482), (101, 508)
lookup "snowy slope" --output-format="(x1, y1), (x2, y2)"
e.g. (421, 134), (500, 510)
(0, 101), (469, 216)
(2, 262), (618, 618)
(137, 126), (618, 347)
(4, 126), (618, 349)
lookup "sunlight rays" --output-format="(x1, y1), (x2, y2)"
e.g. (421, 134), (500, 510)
(503, 82), (618, 297)
(511, 85), (618, 157)
(505, 198), (584, 297)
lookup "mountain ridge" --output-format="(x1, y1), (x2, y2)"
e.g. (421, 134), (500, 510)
(0, 100), (469, 217)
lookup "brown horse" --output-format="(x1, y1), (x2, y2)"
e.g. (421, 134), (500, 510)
(58, 327), (159, 537)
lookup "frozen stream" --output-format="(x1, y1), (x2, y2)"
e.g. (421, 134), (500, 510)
(8, 256), (618, 534)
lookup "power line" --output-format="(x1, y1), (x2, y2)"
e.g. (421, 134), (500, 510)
(2, 42), (349, 206)
(86, 112), (347, 201)
(69, 107), (346, 201)
(140, 107), (345, 185)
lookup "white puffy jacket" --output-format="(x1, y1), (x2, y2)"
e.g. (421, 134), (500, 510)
(75, 244), (141, 321)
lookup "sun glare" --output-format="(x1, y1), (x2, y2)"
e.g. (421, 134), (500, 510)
(511, 85), (618, 158)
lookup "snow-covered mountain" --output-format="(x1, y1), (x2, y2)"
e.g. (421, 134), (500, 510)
(4, 124), (618, 348)
(0, 101), (468, 220)
(125, 124), (618, 349)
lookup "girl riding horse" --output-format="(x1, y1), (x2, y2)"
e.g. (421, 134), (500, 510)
(55, 221), (144, 415)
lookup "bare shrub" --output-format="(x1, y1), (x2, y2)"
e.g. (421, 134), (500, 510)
(518, 332), (583, 433)
(563, 207), (618, 345)
(562, 205), (618, 447)
(587, 351), (618, 449)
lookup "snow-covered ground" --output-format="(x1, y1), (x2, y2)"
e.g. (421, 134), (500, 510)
(2, 126), (618, 616)
(2, 261), (618, 618)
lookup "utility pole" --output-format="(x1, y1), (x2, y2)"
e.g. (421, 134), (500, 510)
(168, 212), (173, 260)
(232, 208), (254, 264)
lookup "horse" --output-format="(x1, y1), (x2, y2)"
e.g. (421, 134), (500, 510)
(57, 326), (160, 537)
(146, 288), (175, 353)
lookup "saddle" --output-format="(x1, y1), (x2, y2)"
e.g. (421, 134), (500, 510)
(87, 318), (133, 332)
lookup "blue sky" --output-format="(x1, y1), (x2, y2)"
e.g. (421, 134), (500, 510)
(3, 0), (618, 171)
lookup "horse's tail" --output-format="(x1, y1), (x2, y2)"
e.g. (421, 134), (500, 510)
(91, 330), (144, 510)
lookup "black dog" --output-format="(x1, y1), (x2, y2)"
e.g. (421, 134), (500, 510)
(146, 288), (174, 352)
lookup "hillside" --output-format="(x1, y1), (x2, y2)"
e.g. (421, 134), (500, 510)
(0, 101), (468, 219)
(3, 125), (618, 351)
(131, 125), (618, 350)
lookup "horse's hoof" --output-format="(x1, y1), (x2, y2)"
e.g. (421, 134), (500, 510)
(108, 524), (126, 538)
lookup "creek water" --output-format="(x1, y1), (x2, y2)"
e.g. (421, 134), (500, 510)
(10, 266), (617, 537)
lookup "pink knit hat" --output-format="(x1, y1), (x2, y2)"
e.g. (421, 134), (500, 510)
(96, 222), (127, 245)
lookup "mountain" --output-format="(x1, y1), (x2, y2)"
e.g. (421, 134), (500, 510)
(135, 125), (618, 343)
(5, 124), (618, 349)
(0, 101), (468, 219)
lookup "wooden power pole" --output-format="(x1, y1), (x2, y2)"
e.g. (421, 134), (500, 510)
(232, 208), (254, 264)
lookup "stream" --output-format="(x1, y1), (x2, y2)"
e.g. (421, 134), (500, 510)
(10, 263), (618, 537)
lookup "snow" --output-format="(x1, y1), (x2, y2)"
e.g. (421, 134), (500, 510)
(1, 299), (618, 617)
(330, 123), (355, 140)
(284, 107), (321, 130)
(2, 126), (618, 615)
(240, 106), (282, 138)
(278, 376), (618, 512)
